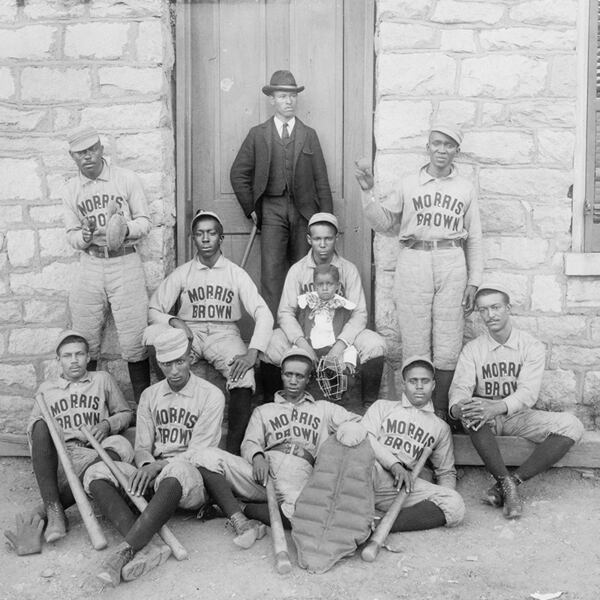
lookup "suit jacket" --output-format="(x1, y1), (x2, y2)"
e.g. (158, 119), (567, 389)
(230, 117), (333, 223)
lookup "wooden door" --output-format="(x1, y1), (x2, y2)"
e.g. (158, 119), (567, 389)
(175, 0), (374, 314)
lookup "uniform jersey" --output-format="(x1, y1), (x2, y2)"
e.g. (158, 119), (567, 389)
(148, 254), (273, 352)
(135, 372), (225, 466)
(62, 160), (151, 250)
(241, 390), (360, 463)
(29, 371), (132, 443)
(361, 397), (456, 487)
(449, 327), (546, 416)
(363, 164), (483, 287)
(278, 251), (368, 346)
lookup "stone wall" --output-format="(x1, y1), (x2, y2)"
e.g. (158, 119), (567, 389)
(372, 0), (598, 427)
(0, 0), (175, 431)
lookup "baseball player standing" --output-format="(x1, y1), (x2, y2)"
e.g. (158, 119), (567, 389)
(62, 126), (151, 402)
(449, 283), (584, 519)
(144, 210), (273, 454)
(355, 124), (483, 420)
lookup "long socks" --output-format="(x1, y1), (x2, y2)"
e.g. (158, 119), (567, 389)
(243, 502), (292, 530)
(227, 388), (253, 455)
(390, 500), (446, 532)
(198, 468), (240, 518)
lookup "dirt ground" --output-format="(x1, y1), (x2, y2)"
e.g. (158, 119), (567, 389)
(1, 457), (599, 600)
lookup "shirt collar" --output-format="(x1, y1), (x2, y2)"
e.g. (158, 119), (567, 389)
(274, 115), (296, 136)
(56, 372), (92, 389)
(401, 393), (435, 413)
(274, 390), (316, 405)
(306, 250), (341, 269)
(161, 373), (196, 398)
(418, 163), (457, 185)
(485, 327), (519, 351)
(78, 159), (110, 185)
(194, 253), (225, 270)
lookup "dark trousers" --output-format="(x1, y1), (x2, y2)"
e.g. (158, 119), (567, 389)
(260, 194), (309, 317)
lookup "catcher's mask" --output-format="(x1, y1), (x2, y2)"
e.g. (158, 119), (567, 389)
(316, 356), (348, 402)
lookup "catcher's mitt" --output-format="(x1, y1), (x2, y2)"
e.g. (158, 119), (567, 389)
(316, 355), (348, 402)
(105, 198), (128, 251)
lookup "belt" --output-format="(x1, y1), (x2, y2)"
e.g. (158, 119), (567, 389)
(86, 245), (136, 259)
(404, 239), (463, 250)
(269, 442), (315, 466)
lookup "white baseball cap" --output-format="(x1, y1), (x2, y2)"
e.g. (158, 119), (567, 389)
(430, 122), (463, 146)
(401, 355), (435, 378)
(68, 126), (101, 152)
(155, 328), (190, 362)
(476, 282), (511, 303)
(308, 212), (339, 232)
(190, 209), (224, 232)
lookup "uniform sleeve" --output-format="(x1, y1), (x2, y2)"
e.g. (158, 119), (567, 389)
(230, 131), (257, 218)
(123, 170), (151, 241)
(336, 262), (368, 346)
(103, 374), (132, 434)
(430, 421), (457, 489)
(236, 267), (274, 352)
(240, 407), (267, 463)
(277, 264), (306, 343)
(448, 343), (478, 411)
(308, 130), (333, 213)
(148, 269), (184, 326)
(463, 185), (483, 288)
(361, 402), (399, 470)
(502, 340), (546, 415)
(134, 391), (157, 466)
(62, 181), (90, 251)
(361, 189), (402, 234)
(177, 389), (225, 462)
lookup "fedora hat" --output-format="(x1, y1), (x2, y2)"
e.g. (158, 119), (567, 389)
(262, 70), (305, 96)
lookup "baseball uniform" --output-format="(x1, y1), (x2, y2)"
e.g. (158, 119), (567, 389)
(362, 397), (465, 527)
(449, 328), (584, 443)
(363, 165), (483, 369)
(62, 160), (151, 363)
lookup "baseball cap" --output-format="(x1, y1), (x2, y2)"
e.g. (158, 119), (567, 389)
(476, 282), (511, 303)
(56, 329), (88, 353)
(401, 355), (435, 378)
(281, 347), (315, 367)
(430, 122), (463, 146)
(155, 328), (190, 362)
(68, 126), (101, 152)
(190, 209), (223, 232)
(308, 212), (338, 232)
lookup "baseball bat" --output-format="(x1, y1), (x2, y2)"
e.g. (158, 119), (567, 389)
(361, 446), (433, 562)
(34, 394), (108, 551)
(266, 478), (292, 574)
(240, 224), (258, 269)
(80, 426), (188, 561)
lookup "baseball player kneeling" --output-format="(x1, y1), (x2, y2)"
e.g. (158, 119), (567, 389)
(144, 210), (273, 455)
(356, 356), (465, 533)
(88, 329), (224, 586)
(189, 347), (363, 547)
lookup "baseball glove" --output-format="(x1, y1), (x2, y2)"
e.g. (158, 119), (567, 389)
(105, 198), (128, 251)
(316, 355), (348, 402)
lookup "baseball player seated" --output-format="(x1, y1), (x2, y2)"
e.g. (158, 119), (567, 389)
(297, 263), (358, 374)
(144, 209), (273, 455)
(262, 212), (386, 404)
(357, 356), (465, 533)
(449, 283), (584, 519)
(88, 328), (224, 586)
(4, 331), (133, 556)
(191, 347), (363, 547)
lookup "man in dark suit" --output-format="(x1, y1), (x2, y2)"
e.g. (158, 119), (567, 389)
(230, 70), (333, 316)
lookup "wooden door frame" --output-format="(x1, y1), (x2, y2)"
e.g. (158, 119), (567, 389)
(174, 0), (375, 312)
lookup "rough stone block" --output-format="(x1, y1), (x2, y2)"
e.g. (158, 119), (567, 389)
(80, 102), (165, 130)
(378, 53), (456, 96)
(375, 100), (433, 149)
(9, 327), (63, 355)
(30, 204), (64, 225)
(480, 28), (575, 51)
(440, 29), (476, 53)
(90, 0), (162, 18)
(137, 20), (165, 63)
(583, 371), (600, 406)
(0, 396), (34, 434)
(23, 0), (85, 19)
(463, 130), (534, 164)
(484, 237), (548, 269)
(0, 300), (21, 323)
(591, 318), (600, 343)
(550, 345), (600, 370)
(531, 275), (562, 312)
(537, 315), (586, 342)
(374, 234), (400, 271)
(0, 0), (17, 21)
(7, 230), (36, 267)
(537, 129), (575, 166)
(508, 0), (577, 25)
(432, 0), (503, 24)
(65, 23), (130, 59)
(0, 106), (47, 131)
(21, 67), (91, 102)
(374, 153), (425, 196)
(436, 100), (476, 126)
(0, 363), (36, 390)
(0, 205), (22, 226)
(481, 103), (505, 126)
(142, 259), (166, 291)
(378, 22), (437, 51)
(538, 369), (577, 409)
(460, 56), (547, 98)
(480, 198), (526, 233)
(115, 131), (168, 170)
(507, 101), (575, 128)
(39, 228), (75, 259)
(23, 299), (68, 324)
(99, 67), (164, 95)
(53, 107), (76, 131)
(0, 67), (15, 99)
(550, 55), (576, 97)
(482, 272), (528, 307)
(566, 279), (600, 309)
(377, 0), (434, 20)
(10, 262), (75, 294)
(531, 202), (572, 237)
(0, 25), (55, 59)
(479, 167), (571, 198)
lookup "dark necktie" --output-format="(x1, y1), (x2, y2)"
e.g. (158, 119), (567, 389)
(282, 122), (289, 141)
